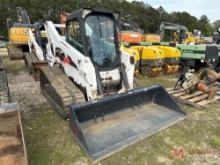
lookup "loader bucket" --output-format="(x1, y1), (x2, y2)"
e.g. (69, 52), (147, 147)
(69, 85), (186, 161)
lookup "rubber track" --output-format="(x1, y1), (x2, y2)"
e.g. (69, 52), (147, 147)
(0, 69), (9, 105)
(7, 46), (24, 60)
(40, 66), (85, 119)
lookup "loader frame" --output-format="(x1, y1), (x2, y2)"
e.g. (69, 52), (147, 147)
(44, 9), (135, 100)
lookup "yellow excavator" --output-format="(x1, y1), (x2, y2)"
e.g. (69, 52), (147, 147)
(7, 7), (33, 59)
(174, 31), (206, 45)
(160, 22), (205, 44)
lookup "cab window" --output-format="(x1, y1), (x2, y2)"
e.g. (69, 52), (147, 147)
(66, 20), (83, 53)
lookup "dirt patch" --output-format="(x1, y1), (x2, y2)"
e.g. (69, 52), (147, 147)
(0, 111), (26, 165)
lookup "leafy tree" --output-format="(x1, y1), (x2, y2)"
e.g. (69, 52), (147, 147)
(0, 0), (215, 37)
(197, 15), (214, 35)
(213, 20), (220, 31)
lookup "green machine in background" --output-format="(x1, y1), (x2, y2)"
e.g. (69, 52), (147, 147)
(176, 44), (220, 70)
(141, 42), (220, 70)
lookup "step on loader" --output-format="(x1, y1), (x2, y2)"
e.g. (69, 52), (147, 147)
(40, 8), (186, 161)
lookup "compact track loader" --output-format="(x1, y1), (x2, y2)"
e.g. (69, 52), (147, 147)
(39, 8), (186, 161)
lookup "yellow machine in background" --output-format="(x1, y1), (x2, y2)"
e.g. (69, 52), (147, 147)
(7, 7), (32, 60)
(120, 22), (181, 77)
(129, 46), (165, 77)
(174, 31), (206, 45)
(122, 44), (180, 76)
(7, 20), (32, 59)
(160, 22), (206, 45)
(8, 26), (29, 44)
(142, 34), (161, 42)
(151, 46), (181, 74)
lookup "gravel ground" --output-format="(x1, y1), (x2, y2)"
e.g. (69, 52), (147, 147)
(8, 70), (47, 115)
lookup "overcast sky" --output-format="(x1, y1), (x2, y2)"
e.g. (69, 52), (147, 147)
(127, 0), (218, 22)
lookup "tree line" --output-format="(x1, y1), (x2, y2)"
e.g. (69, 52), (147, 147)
(0, 0), (219, 37)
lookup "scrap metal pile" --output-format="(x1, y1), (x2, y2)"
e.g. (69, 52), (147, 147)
(175, 68), (220, 100)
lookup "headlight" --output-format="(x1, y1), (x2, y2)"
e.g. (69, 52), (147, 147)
(23, 30), (29, 35)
